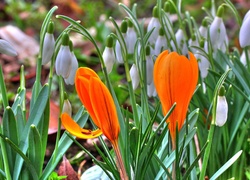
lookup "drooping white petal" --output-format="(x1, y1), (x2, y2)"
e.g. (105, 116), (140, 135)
(199, 25), (208, 39)
(155, 35), (167, 55)
(127, 27), (137, 54)
(0, 39), (17, 56)
(147, 17), (161, 44)
(239, 14), (250, 48)
(115, 40), (123, 63)
(103, 47), (116, 74)
(147, 81), (157, 97)
(64, 52), (78, 85)
(130, 64), (140, 90)
(196, 54), (210, 78)
(215, 96), (228, 127)
(55, 45), (72, 78)
(209, 16), (228, 52)
(42, 33), (55, 65)
(171, 29), (188, 55)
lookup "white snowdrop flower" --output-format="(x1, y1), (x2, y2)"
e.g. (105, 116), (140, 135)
(42, 21), (55, 65)
(55, 33), (72, 78)
(147, 6), (161, 45)
(64, 52), (78, 85)
(146, 46), (154, 85)
(171, 29), (188, 55)
(115, 20), (128, 64)
(240, 50), (250, 66)
(189, 35), (199, 53)
(239, 10), (250, 48)
(147, 81), (157, 97)
(209, 6), (228, 52)
(0, 39), (17, 56)
(127, 19), (137, 54)
(196, 54), (210, 78)
(130, 64), (140, 90)
(215, 86), (228, 127)
(62, 98), (72, 116)
(155, 28), (167, 55)
(199, 19), (208, 39)
(103, 36), (115, 74)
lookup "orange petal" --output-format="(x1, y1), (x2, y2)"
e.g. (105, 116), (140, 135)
(75, 67), (101, 127)
(61, 113), (102, 139)
(154, 51), (198, 140)
(89, 77), (120, 142)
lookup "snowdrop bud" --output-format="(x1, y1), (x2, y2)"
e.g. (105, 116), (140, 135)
(103, 35), (115, 74)
(155, 28), (167, 55)
(115, 20), (128, 63)
(147, 6), (161, 45)
(127, 19), (137, 54)
(55, 33), (72, 78)
(0, 39), (17, 56)
(215, 86), (228, 127)
(209, 6), (228, 52)
(130, 64), (140, 90)
(64, 41), (78, 85)
(146, 46), (154, 85)
(42, 21), (55, 65)
(62, 95), (72, 116)
(199, 19), (208, 39)
(239, 10), (250, 48)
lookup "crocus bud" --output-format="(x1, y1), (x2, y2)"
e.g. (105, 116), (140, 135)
(146, 46), (154, 85)
(155, 28), (167, 55)
(239, 10), (250, 48)
(103, 35), (116, 74)
(55, 33), (72, 78)
(147, 6), (161, 44)
(42, 21), (55, 65)
(0, 39), (17, 56)
(215, 86), (228, 127)
(115, 20), (128, 63)
(130, 64), (140, 90)
(127, 19), (137, 54)
(64, 41), (78, 85)
(209, 6), (228, 52)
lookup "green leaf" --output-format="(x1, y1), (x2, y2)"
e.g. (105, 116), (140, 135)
(2, 106), (18, 173)
(13, 84), (49, 180)
(210, 150), (243, 180)
(28, 125), (42, 176)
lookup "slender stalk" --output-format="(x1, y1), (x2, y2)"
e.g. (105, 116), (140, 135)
(244, 48), (250, 72)
(112, 140), (129, 180)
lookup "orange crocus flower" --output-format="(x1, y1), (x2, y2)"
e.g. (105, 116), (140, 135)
(61, 67), (120, 142)
(153, 50), (198, 144)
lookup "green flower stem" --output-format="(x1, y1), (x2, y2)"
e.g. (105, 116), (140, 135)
(0, 136), (11, 180)
(199, 69), (231, 180)
(113, 140), (129, 180)
(244, 48), (250, 72)
(0, 65), (9, 108)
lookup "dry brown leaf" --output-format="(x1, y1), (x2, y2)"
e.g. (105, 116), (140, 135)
(58, 156), (79, 180)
